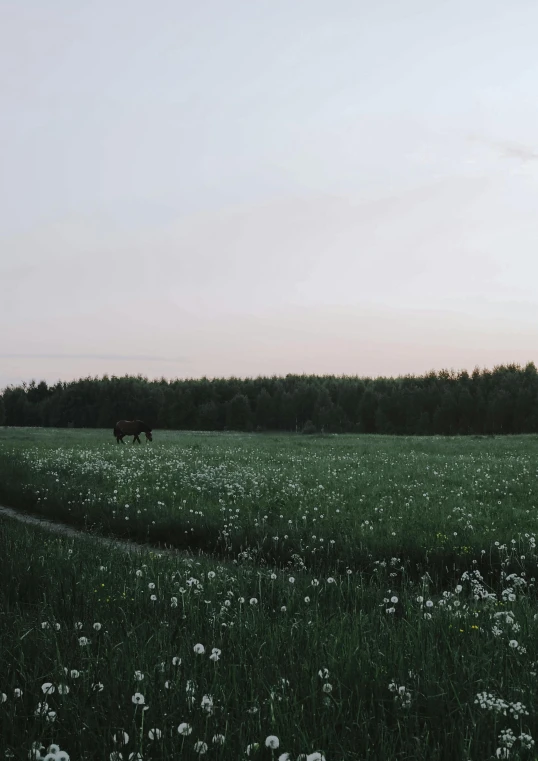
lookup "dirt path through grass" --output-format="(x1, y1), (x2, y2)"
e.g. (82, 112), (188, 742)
(0, 502), (192, 558)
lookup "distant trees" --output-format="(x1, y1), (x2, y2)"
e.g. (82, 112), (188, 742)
(255, 388), (276, 430)
(2, 363), (538, 434)
(226, 393), (253, 431)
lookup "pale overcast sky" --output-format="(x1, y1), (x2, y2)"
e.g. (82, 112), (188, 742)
(2, 0), (538, 388)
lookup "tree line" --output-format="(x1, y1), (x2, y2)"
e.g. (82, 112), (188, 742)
(2, 363), (538, 435)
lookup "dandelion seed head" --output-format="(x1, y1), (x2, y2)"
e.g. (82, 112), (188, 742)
(112, 731), (129, 746)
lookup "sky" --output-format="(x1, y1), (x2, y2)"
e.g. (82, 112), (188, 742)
(2, 0), (538, 389)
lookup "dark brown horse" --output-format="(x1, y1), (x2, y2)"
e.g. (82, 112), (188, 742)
(114, 420), (153, 444)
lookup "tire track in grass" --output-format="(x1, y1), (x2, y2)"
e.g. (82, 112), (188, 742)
(0, 503), (200, 559)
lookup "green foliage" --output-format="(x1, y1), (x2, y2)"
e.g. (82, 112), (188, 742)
(226, 393), (253, 431)
(4, 429), (538, 582)
(3, 362), (538, 433)
(3, 431), (538, 759)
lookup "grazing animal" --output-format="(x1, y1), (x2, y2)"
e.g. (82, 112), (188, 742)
(114, 420), (153, 444)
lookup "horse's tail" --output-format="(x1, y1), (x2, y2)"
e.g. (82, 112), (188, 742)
(113, 425), (120, 437)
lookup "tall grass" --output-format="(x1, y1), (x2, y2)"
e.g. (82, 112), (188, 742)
(1, 429), (538, 580)
(2, 429), (538, 759)
(2, 516), (538, 760)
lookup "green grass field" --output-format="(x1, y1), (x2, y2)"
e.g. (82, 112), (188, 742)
(2, 429), (538, 760)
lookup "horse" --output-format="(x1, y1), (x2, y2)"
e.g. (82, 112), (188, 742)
(114, 420), (153, 444)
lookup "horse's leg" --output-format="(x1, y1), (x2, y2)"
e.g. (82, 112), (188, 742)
(134, 434), (141, 444)
(120, 435), (125, 444)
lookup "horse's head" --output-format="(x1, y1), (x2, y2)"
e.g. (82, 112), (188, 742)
(145, 431), (153, 442)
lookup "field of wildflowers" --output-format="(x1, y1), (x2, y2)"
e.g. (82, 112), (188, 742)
(3, 428), (538, 576)
(2, 428), (538, 759)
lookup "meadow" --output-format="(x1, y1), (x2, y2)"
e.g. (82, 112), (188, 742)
(2, 429), (538, 760)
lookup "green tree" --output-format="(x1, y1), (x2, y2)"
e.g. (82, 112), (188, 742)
(226, 394), (253, 431)
(255, 388), (275, 430)
(6, 364), (538, 435)
(358, 390), (378, 433)
(198, 401), (220, 430)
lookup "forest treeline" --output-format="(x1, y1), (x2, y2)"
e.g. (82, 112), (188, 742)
(2, 363), (538, 435)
